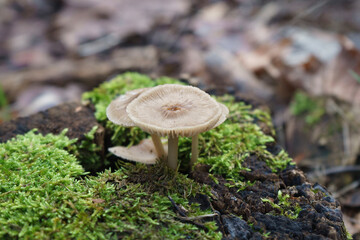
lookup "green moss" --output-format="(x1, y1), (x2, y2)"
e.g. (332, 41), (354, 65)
(86, 166), (221, 240)
(0, 130), (221, 239)
(0, 130), (86, 238)
(195, 98), (273, 173)
(346, 229), (353, 240)
(262, 232), (271, 238)
(261, 190), (302, 219)
(290, 91), (325, 125)
(72, 126), (103, 173)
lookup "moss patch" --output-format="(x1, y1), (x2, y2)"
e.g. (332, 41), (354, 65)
(0, 130), (86, 239)
(189, 95), (292, 182)
(72, 125), (103, 173)
(0, 130), (221, 239)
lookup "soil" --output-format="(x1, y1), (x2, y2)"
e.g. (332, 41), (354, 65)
(0, 101), (348, 239)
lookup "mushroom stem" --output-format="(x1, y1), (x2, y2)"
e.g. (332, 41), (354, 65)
(167, 136), (179, 170)
(151, 134), (166, 159)
(190, 135), (199, 168)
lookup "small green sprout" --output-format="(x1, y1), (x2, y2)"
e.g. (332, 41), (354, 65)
(261, 190), (302, 219)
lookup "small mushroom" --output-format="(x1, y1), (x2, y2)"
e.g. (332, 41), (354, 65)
(126, 84), (228, 170)
(106, 88), (166, 159)
(109, 138), (168, 164)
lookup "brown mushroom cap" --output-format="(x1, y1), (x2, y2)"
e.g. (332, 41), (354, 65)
(126, 84), (223, 137)
(109, 138), (168, 164)
(106, 88), (149, 127)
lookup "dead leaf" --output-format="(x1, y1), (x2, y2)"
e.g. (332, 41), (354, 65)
(92, 198), (105, 204)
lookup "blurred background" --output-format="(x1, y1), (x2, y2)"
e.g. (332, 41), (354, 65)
(1, 0), (360, 236)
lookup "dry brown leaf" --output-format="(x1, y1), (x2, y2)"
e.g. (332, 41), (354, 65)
(311, 40), (360, 106)
(92, 198), (105, 204)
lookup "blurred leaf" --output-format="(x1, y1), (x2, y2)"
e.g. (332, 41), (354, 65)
(0, 85), (7, 108)
(0, 85), (11, 122)
(349, 69), (360, 84)
(290, 91), (325, 125)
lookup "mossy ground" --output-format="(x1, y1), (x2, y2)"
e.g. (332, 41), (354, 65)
(0, 130), (221, 239)
(1, 72), (298, 239)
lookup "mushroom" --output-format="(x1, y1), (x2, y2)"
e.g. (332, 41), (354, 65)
(109, 138), (168, 164)
(106, 88), (166, 159)
(126, 84), (228, 170)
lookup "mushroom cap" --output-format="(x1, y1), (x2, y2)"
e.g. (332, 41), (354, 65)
(109, 138), (168, 164)
(126, 84), (223, 137)
(213, 102), (229, 128)
(106, 88), (149, 127)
